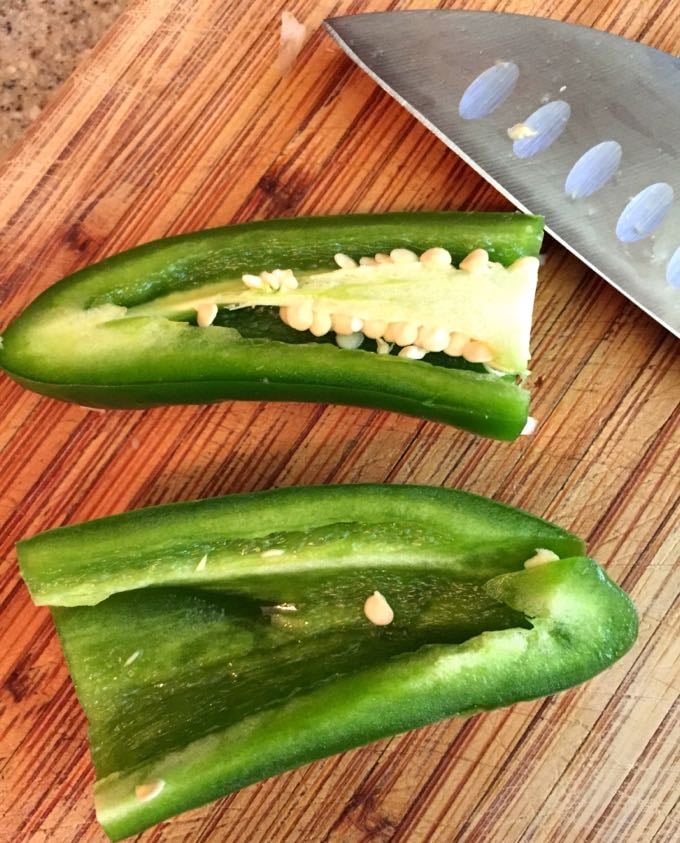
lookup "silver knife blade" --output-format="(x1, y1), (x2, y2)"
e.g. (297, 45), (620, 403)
(325, 11), (680, 336)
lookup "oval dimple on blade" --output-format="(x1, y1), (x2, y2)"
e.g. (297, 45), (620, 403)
(615, 183), (674, 243)
(459, 62), (519, 119)
(511, 100), (571, 158)
(565, 141), (622, 199)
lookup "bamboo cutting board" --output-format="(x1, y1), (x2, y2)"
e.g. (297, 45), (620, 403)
(0, 0), (678, 841)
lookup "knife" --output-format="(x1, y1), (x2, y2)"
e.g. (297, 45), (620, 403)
(324, 11), (680, 336)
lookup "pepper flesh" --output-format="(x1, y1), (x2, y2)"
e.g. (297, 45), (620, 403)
(17, 484), (638, 840)
(0, 212), (543, 439)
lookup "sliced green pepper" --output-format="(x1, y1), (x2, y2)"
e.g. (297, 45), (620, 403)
(18, 484), (637, 840)
(0, 212), (543, 439)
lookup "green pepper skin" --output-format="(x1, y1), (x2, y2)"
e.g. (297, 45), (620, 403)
(17, 485), (638, 841)
(0, 213), (542, 439)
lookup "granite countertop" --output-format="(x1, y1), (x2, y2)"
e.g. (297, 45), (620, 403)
(0, 0), (124, 159)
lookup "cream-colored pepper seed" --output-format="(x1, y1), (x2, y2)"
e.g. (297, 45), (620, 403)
(336, 331), (364, 350)
(334, 252), (358, 269)
(459, 248), (490, 273)
(417, 326), (449, 353)
(242, 273), (264, 289)
(362, 319), (388, 339)
(524, 548), (560, 569)
(359, 256), (378, 267)
(390, 248), (418, 264)
(277, 269), (299, 290)
(507, 123), (538, 140)
(374, 252), (392, 264)
(287, 302), (314, 331)
(382, 323), (398, 342)
(445, 332), (468, 357)
(135, 779), (165, 803)
(332, 314), (363, 335)
(391, 322), (419, 346)
(363, 591), (394, 626)
(261, 271), (280, 291)
(510, 256), (540, 277)
(419, 247), (452, 267)
(398, 345), (427, 360)
(310, 310), (332, 337)
(462, 340), (493, 363)
(196, 303), (218, 328)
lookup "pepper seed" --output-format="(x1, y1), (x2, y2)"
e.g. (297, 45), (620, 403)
(524, 548), (560, 569)
(364, 591), (394, 626)
(135, 779), (165, 802)
(334, 253), (358, 269)
(196, 303), (218, 328)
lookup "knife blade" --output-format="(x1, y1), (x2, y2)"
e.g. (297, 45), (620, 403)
(324, 11), (680, 336)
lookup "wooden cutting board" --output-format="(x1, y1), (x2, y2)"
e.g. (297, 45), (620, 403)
(0, 1), (678, 841)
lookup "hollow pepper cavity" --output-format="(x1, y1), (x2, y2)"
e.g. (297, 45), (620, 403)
(17, 484), (638, 840)
(0, 212), (543, 439)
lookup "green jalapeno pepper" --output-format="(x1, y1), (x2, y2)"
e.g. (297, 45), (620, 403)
(18, 484), (638, 840)
(0, 212), (543, 439)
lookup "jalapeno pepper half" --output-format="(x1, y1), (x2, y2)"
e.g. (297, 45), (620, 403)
(17, 484), (638, 840)
(0, 212), (543, 439)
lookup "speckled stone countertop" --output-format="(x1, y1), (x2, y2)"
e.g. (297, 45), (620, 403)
(0, 0), (124, 158)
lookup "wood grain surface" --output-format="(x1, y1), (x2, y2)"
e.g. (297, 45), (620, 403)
(0, 1), (678, 841)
